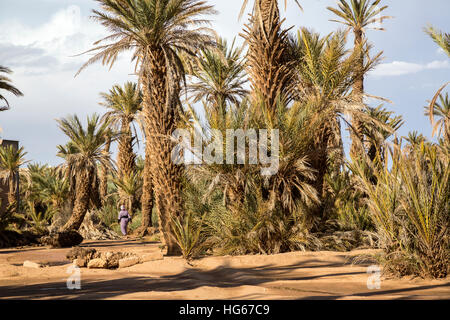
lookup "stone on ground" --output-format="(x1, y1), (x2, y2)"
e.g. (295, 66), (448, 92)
(119, 256), (141, 268)
(23, 260), (42, 269)
(87, 258), (108, 269)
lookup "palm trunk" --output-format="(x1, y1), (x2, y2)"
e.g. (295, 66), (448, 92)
(141, 49), (183, 256)
(117, 120), (136, 177)
(62, 170), (92, 231)
(8, 174), (15, 207)
(138, 148), (154, 234)
(117, 120), (136, 210)
(90, 176), (101, 210)
(350, 29), (365, 160)
(99, 135), (111, 202)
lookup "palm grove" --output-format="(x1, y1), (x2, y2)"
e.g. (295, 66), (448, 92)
(0, 0), (448, 278)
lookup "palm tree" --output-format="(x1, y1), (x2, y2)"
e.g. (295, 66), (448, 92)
(425, 93), (450, 146)
(0, 145), (28, 207)
(77, 0), (216, 255)
(26, 165), (70, 217)
(186, 37), (248, 124)
(56, 114), (112, 231)
(0, 66), (23, 111)
(241, 0), (298, 114)
(101, 82), (141, 177)
(327, 0), (391, 159)
(100, 82), (141, 207)
(112, 171), (142, 218)
(188, 38), (248, 104)
(290, 28), (381, 209)
(240, 0), (301, 33)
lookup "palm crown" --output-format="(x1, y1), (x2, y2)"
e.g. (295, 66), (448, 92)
(327, 0), (391, 33)
(77, 0), (216, 79)
(0, 66), (23, 110)
(100, 82), (142, 135)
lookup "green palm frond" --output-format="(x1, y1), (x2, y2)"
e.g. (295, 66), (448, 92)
(327, 0), (392, 32)
(425, 25), (450, 58)
(0, 65), (23, 109)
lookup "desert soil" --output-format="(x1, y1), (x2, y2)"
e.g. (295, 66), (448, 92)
(0, 239), (448, 300)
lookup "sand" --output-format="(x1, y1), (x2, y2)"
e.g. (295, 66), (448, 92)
(0, 239), (448, 300)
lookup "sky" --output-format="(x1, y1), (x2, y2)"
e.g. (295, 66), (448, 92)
(0, 0), (449, 166)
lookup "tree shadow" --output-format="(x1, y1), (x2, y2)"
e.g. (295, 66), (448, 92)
(0, 259), (369, 300)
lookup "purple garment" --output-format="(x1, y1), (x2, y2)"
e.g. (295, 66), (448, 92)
(118, 210), (131, 235)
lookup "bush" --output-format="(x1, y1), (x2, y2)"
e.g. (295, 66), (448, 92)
(350, 142), (449, 278)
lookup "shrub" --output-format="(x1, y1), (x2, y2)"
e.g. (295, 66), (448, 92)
(350, 142), (449, 278)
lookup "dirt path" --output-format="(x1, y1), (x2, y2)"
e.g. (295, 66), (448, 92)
(0, 239), (448, 300)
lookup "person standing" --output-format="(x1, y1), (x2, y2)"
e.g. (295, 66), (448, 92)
(118, 205), (132, 236)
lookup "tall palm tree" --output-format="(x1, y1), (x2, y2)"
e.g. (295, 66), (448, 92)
(0, 145), (28, 206)
(100, 82), (141, 207)
(327, 0), (391, 159)
(241, 0), (298, 114)
(290, 28), (380, 207)
(425, 93), (450, 146)
(56, 114), (112, 231)
(0, 66), (23, 111)
(240, 0), (301, 33)
(77, 0), (216, 255)
(186, 37), (248, 126)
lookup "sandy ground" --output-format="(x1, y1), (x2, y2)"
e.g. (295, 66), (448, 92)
(0, 239), (448, 300)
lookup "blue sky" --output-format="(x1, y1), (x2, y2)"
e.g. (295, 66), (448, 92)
(0, 0), (449, 165)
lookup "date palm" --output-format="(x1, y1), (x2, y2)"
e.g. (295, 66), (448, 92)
(241, 0), (299, 114)
(186, 37), (248, 127)
(0, 145), (28, 207)
(290, 28), (383, 215)
(100, 82), (141, 207)
(0, 66), (23, 111)
(240, 0), (301, 32)
(77, 0), (216, 255)
(327, 0), (391, 159)
(56, 114), (112, 231)
(27, 165), (70, 216)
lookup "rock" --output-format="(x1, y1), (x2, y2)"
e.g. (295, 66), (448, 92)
(119, 256), (141, 269)
(23, 260), (42, 269)
(141, 252), (164, 262)
(73, 258), (87, 268)
(87, 258), (107, 269)
(66, 247), (98, 261)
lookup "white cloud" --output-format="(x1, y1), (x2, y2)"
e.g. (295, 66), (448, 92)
(370, 60), (450, 77)
(0, 5), (107, 74)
